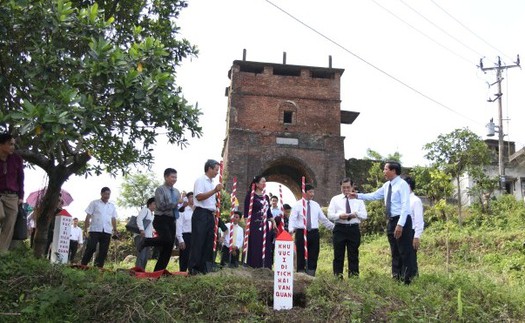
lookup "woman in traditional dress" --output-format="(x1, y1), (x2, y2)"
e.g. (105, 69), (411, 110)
(243, 175), (275, 268)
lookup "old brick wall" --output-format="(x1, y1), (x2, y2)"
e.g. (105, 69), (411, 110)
(223, 60), (346, 207)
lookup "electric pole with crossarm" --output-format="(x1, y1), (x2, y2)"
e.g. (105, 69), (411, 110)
(480, 55), (520, 190)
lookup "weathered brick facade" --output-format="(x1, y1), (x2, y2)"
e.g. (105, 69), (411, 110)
(223, 59), (358, 207)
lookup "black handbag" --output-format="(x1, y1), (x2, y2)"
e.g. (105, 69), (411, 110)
(12, 204), (28, 240)
(125, 215), (151, 234)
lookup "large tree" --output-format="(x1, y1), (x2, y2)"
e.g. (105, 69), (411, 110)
(423, 128), (491, 224)
(0, 0), (200, 257)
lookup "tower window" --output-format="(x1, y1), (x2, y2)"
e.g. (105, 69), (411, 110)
(283, 111), (293, 124)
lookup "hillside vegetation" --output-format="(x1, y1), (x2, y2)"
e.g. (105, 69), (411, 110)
(1, 197), (525, 322)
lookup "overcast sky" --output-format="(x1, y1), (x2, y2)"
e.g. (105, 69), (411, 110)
(25, 0), (525, 219)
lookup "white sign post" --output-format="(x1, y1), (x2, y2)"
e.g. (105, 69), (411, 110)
(273, 230), (294, 310)
(51, 209), (72, 264)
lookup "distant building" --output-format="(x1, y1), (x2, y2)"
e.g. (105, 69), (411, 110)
(458, 139), (525, 206)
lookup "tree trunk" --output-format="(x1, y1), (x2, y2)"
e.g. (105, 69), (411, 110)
(32, 171), (69, 258)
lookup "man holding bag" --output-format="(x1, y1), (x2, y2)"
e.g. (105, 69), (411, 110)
(0, 133), (24, 253)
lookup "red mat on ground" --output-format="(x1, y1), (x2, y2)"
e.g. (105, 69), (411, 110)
(69, 264), (188, 278)
(129, 266), (188, 278)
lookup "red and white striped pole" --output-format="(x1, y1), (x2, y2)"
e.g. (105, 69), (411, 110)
(302, 176), (308, 265)
(278, 184), (285, 233)
(242, 184), (255, 264)
(213, 161), (223, 252)
(279, 184), (284, 217)
(261, 188), (268, 264)
(229, 177), (237, 254)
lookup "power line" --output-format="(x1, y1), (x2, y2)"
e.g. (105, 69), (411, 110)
(398, 0), (484, 58)
(371, 0), (473, 65)
(264, 0), (481, 125)
(428, 0), (514, 62)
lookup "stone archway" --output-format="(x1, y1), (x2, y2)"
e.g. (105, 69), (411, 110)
(262, 157), (315, 201)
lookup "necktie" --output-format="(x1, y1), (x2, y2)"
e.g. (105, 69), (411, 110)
(345, 197), (351, 214)
(385, 183), (392, 218)
(170, 188), (179, 219)
(306, 200), (312, 231)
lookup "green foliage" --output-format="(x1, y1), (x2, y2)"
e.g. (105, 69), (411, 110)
(424, 199), (458, 225)
(423, 128), (492, 221)
(1, 0), (200, 256)
(466, 166), (499, 214)
(362, 161), (384, 192)
(117, 171), (160, 210)
(464, 194), (525, 229)
(364, 148), (402, 162)
(2, 201), (525, 323)
(424, 128), (492, 179)
(360, 200), (387, 235)
(410, 166), (453, 204)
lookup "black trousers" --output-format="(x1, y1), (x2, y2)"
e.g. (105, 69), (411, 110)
(188, 207), (215, 275)
(179, 232), (192, 272)
(143, 215), (176, 271)
(220, 245), (240, 267)
(81, 231), (111, 268)
(69, 240), (79, 263)
(295, 229), (320, 273)
(387, 216), (415, 284)
(332, 224), (361, 277)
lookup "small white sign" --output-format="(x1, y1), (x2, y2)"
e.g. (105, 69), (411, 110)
(273, 231), (294, 310)
(276, 137), (299, 145)
(51, 211), (72, 264)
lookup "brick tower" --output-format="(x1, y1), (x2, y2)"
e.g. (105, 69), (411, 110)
(222, 53), (359, 206)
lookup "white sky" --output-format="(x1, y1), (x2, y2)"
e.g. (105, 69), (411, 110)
(24, 0), (525, 220)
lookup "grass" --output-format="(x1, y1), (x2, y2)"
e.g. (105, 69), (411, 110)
(2, 202), (525, 322)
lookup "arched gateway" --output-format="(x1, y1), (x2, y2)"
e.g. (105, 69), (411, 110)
(222, 53), (359, 206)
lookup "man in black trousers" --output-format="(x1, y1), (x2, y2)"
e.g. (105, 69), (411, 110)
(289, 184), (334, 276)
(188, 159), (223, 275)
(328, 178), (368, 278)
(352, 161), (415, 284)
(141, 168), (183, 271)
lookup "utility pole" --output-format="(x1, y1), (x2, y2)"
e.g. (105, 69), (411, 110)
(480, 55), (520, 189)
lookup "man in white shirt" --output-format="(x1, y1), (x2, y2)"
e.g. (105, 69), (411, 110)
(328, 178), (367, 278)
(351, 161), (415, 284)
(177, 192), (194, 272)
(81, 187), (118, 268)
(289, 184), (334, 276)
(68, 217), (83, 263)
(404, 176), (424, 277)
(188, 159), (223, 275)
(220, 211), (244, 268)
(270, 196), (281, 217)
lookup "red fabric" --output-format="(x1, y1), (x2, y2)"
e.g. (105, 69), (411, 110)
(70, 264), (189, 278)
(130, 267), (189, 279)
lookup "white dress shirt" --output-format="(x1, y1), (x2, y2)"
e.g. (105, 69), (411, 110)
(271, 207), (281, 217)
(70, 226), (84, 244)
(288, 199), (334, 232)
(136, 206), (154, 238)
(176, 205), (194, 243)
(357, 175), (411, 227)
(193, 175), (217, 211)
(85, 199), (117, 233)
(327, 193), (368, 225)
(222, 223), (244, 249)
(410, 192), (425, 239)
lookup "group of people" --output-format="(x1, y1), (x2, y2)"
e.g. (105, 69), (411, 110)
(1, 133), (425, 284)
